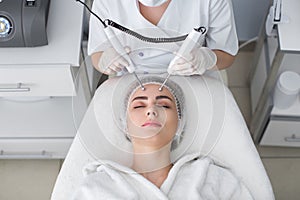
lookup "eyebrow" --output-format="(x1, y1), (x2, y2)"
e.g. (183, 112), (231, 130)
(131, 95), (173, 102)
(156, 95), (173, 101)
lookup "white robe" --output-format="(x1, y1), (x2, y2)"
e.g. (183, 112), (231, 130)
(72, 153), (253, 199)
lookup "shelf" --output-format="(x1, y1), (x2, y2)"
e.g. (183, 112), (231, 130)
(278, 0), (300, 52)
(0, 0), (84, 66)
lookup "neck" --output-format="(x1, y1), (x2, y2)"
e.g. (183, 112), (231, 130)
(132, 144), (172, 188)
(140, 163), (173, 188)
(138, 0), (170, 25)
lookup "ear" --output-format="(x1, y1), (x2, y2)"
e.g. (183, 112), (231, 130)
(125, 131), (132, 142)
(171, 130), (184, 151)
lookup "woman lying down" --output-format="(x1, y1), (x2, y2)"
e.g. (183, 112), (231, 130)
(72, 77), (253, 199)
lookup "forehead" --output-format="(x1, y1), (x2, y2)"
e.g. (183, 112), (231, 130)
(130, 84), (175, 101)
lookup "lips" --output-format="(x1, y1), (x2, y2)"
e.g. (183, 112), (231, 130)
(142, 121), (162, 127)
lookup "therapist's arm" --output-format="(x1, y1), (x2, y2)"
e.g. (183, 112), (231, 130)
(213, 50), (236, 70)
(91, 51), (104, 73)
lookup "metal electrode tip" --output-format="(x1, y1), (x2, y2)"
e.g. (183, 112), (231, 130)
(158, 86), (163, 91)
(133, 72), (145, 91)
(159, 74), (171, 91)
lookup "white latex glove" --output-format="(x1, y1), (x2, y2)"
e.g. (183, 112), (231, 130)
(98, 47), (131, 75)
(168, 47), (217, 75)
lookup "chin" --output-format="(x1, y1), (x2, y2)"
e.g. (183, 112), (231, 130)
(133, 133), (173, 149)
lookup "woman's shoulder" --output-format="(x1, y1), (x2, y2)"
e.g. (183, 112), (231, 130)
(199, 157), (253, 199)
(188, 157), (240, 186)
(176, 155), (253, 199)
(73, 161), (140, 199)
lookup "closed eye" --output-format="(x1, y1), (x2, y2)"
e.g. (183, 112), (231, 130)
(162, 105), (170, 109)
(133, 105), (145, 109)
(156, 104), (170, 109)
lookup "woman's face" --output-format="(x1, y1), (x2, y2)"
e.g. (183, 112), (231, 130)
(127, 84), (178, 149)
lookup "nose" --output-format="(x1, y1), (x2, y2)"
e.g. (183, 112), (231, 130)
(146, 106), (158, 117)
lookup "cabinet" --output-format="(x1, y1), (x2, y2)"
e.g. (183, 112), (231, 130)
(0, 66), (75, 96)
(250, 0), (300, 147)
(0, 0), (91, 158)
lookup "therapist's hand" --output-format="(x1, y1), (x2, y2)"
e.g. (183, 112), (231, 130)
(168, 47), (217, 76)
(98, 47), (131, 75)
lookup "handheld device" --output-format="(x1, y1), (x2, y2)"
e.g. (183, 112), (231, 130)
(103, 23), (145, 90)
(159, 27), (207, 91)
(76, 0), (145, 89)
(102, 23), (135, 74)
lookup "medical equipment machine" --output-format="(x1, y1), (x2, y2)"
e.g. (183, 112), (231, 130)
(52, 74), (274, 200)
(159, 27), (206, 90)
(0, 0), (50, 47)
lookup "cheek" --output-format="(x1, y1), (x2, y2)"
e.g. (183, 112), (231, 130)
(127, 110), (143, 127)
(165, 111), (178, 130)
(127, 115), (137, 135)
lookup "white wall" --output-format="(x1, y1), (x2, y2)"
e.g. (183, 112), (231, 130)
(232, 0), (271, 41)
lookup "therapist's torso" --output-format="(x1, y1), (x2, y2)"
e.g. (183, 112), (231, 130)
(88, 0), (238, 74)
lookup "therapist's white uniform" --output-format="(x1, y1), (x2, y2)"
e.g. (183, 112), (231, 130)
(88, 0), (238, 74)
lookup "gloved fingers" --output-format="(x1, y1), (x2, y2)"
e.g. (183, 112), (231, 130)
(197, 67), (206, 75)
(109, 62), (124, 72)
(174, 57), (189, 65)
(99, 60), (123, 74)
(107, 57), (128, 71)
(188, 54), (206, 74)
(99, 63), (117, 75)
(98, 46), (131, 74)
(175, 64), (198, 75)
(197, 47), (217, 70)
(170, 61), (193, 72)
(98, 60), (120, 74)
(173, 53), (193, 63)
(168, 51), (195, 74)
(169, 69), (196, 76)
(117, 57), (129, 68)
(180, 67), (198, 75)
(103, 67), (117, 76)
(169, 52), (197, 69)
(169, 47), (217, 76)
(168, 62), (196, 75)
(102, 57), (129, 74)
